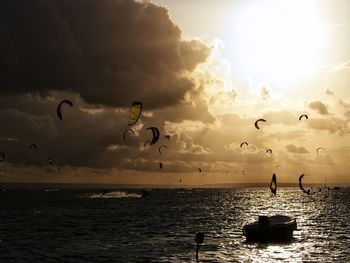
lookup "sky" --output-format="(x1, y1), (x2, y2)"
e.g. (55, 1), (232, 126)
(0, 0), (349, 185)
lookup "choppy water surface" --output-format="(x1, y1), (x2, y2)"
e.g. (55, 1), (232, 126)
(0, 187), (349, 262)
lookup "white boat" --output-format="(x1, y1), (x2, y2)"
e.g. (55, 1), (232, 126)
(243, 215), (297, 242)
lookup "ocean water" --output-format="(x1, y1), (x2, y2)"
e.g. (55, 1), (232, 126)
(0, 187), (349, 262)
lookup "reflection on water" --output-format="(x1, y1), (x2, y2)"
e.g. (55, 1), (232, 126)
(0, 188), (349, 262)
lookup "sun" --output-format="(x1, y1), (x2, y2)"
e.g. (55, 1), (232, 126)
(230, 0), (325, 85)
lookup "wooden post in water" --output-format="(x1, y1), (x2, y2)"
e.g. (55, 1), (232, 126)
(195, 232), (204, 262)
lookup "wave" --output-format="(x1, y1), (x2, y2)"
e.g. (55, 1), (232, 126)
(87, 191), (142, 199)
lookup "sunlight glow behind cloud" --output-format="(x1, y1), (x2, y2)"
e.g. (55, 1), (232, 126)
(230, 0), (326, 86)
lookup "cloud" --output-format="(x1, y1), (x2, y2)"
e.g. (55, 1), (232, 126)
(339, 99), (350, 109)
(285, 144), (309, 154)
(325, 89), (334, 96)
(308, 101), (330, 115)
(315, 155), (335, 166)
(307, 117), (348, 135)
(155, 85), (215, 123)
(0, 93), (216, 171)
(318, 60), (350, 71)
(0, 0), (209, 109)
(262, 110), (298, 125)
(345, 110), (350, 119)
(208, 89), (237, 110)
(264, 130), (307, 141)
(0, 95), (125, 167)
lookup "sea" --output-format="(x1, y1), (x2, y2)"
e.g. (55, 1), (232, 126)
(0, 187), (349, 262)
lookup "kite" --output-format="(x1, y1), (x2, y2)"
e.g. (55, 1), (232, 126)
(128, 101), (142, 126)
(240, 142), (248, 148)
(316, 147), (324, 155)
(254, 119), (267, 129)
(266, 149), (272, 154)
(123, 129), (135, 142)
(57, 99), (73, 120)
(299, 114), (308, 121)
(158, 145), (168, 154)
(145, 127), (160, 145)
(29, 144), (37, 150)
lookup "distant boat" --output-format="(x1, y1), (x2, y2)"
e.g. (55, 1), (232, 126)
(243, 215), (297, 242)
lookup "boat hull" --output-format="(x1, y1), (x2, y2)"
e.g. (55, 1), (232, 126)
(243, 215), (297, 242)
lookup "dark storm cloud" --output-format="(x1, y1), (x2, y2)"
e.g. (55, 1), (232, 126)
(0, 0), (209, 108)
(156, 86), (215, 123)
(0, 0), (215, 174)
(285, 144), (309, 154)
(308, 101), (330, 115)
(0, 93), (213, 172)
(0, 93), (144, 167)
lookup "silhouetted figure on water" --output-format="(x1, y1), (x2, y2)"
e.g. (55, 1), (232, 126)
(195, 232), (204, 262)
(141, 189), (150, 197)
(299, 174), (311, 195)
(270, 173), (277, 195)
